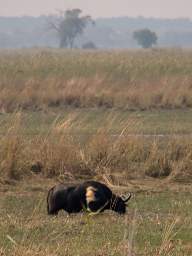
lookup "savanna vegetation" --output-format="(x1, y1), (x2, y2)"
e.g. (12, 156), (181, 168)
(0, 49), (192, 255)
(1, 48), (192, 112)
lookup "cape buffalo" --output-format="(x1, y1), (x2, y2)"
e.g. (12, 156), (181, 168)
(47, 180), (132, 215)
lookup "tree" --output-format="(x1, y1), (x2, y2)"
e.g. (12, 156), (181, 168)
(49, 9), (93, 48)
(133, 29), (157, 48)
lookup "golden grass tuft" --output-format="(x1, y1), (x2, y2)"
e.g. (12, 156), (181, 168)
(0, 112), (26, 179)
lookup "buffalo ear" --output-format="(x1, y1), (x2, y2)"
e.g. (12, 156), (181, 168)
(121, 193), (132, 203)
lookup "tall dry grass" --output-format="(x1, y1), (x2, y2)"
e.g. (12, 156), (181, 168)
(0, 112), (192, 182)
(0, 112), (26, 179)
(1, 49), (192, 112)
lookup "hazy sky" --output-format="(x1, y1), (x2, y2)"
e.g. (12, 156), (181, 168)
(1, 0), (192, 19)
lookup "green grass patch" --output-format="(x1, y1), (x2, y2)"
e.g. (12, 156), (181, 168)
(0, 108), (192, 136)
(0, 185), (191, 255)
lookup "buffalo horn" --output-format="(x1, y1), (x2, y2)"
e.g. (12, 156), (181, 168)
(121, 193), (132, 203)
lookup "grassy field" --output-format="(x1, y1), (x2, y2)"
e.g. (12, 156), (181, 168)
(0, 49), (192, 255)
(0, 110), (192, 182)
(1, 49), (192, 112)
(0, 180), (192, 256)
(1, 108), (192, 135)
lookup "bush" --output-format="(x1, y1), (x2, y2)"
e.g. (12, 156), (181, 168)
(82, 41), (97, 49)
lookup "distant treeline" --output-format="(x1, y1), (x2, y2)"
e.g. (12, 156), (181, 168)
(1, 16), (192, 48)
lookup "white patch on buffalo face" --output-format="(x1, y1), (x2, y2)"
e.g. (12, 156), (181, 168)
(86, 186), (97, 204)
